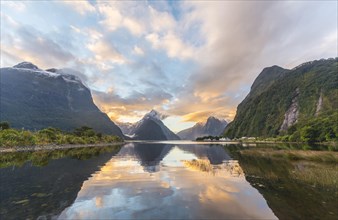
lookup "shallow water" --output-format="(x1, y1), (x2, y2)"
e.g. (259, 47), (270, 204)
(0, 142), (336, 219)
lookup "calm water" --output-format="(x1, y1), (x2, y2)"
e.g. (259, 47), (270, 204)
(0, 142), (337, 219)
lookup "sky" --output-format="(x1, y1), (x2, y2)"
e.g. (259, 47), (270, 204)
(1, 1), (337, 132)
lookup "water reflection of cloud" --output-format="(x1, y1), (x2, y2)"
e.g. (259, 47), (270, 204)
(183, 159), (244, 178)
(59, 144), (277, 219)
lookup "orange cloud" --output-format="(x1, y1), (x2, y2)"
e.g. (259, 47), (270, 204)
(182, 108), (236, 123)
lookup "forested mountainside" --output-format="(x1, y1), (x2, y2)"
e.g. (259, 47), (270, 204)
(224, 58), (338, 142)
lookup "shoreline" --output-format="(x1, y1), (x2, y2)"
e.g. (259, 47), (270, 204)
(196, 140), (337, 146)
(1, 139), (336, 153)
(0, 142), (125, 153)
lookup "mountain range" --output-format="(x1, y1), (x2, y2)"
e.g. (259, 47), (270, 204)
(224, 58), (338, 140)
(118, 110), (180, 140)
(0, 62), (124, 137)
(2, 58), (336, 142)
(177, 116), (227, 140)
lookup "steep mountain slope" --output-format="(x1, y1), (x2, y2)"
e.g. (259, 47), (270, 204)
(224, 58), (338, 139)
(204, 116), (228, 136)
(177, 116), (228, 140)
(116, 122), (135, 135)
(177, 122), (204, 140)
(0, 62), (124, 137)
(129, 110), (180, 140)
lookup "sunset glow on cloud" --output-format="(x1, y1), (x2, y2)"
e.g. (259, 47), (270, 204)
(1, 1), (337, 131)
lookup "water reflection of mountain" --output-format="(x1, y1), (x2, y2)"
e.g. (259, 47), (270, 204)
(0, 146), (121, 219)
(59, 143), (277, 219)
(117, 143), (232, 172)
(117, 143), (173, 172)
(177, 144), (231, 164)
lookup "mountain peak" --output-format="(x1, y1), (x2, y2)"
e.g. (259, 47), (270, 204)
(249, 65), (290, 96)
(207, 116), (218, 121)
(263, 65), (285, 71)
(144, 109), (167, 121)
(206, 116), (227, 123)
(148, 109), (160, 116)
(13, 62), (40, 70)
(1, 64), (124, 137)
(177, 116), (228, 140)
(224, 57), (337, 139)
(126, 110), (179, 140)
(205, 116), (227, 127)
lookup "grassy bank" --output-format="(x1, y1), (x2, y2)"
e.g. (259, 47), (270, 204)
(239, 148), (338, 163)
(0, 125), (123, 148)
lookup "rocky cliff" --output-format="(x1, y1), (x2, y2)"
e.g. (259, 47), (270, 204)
(0, 62), (124, 137)
(224, 58), (338, 138)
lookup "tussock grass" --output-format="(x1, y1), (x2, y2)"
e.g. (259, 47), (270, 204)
(292, 162), (338, 188)
(240, 149), (338, 163)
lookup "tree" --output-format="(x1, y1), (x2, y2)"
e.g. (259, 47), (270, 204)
(300, 126), (318, 143)
(0, 122), (10, 130)
(324, 128), (336, 141)
(74, 126), (96, 137)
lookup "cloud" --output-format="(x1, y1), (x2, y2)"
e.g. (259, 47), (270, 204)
(1, 22), (74, 68)
(96, 2), (197, 60)
(146, 32), (195, 60)
(133, 45), (144, 55)
(62, 0), (95, 15)
(148, 5), (176, 32)
(55, 0), (338, 131)
(162, 1), (337, 124)
(57, 68), (89, 84)
(97, 3), (122, 31)
(182, 110), (233, 123)
(87, 40), (126, 64)
(123, 17), (144, 36)
(97, 2), (145, 36)
(92, 87), (173, 122)
(165, 90), (238, 123)
(1, 1), (336, 130)
(70, 25), (81, 33)
(1, 1), (26, 11)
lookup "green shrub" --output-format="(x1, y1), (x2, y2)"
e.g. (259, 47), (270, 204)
(74, 126), (96, 137)
(0, 126), (122, 147)
(19, 130), (36, 146)
(0, 129), (37, 147)
(0, 129), (20, 147)
(300, 126), (318, 143)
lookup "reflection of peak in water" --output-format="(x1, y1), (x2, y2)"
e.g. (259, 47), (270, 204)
(59, 143), (277, 220)
(177, 145), (231, 164)
(134, 144), (173, 166)
(116, 143), (173, 171)
(116, 143), (232, 173)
